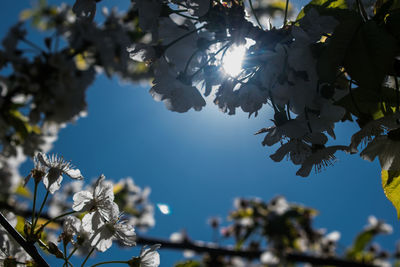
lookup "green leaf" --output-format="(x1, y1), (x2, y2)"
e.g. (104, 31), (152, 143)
(297, 0), (348, 21)
(344, 20), (397, 92)
(15, 184), (32, 199)
(347, 229), (375, 259)
(381, 169), (400, 218)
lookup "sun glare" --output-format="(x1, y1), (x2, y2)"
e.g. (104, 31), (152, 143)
(222, 45), (246, 77)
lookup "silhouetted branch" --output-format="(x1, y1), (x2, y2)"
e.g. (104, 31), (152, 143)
(0, 212), (50, 267)
(0, 204), (377, 267)
(136, 236), (377, 267)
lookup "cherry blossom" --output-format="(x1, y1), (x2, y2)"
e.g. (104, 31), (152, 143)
(37, 153), (83, 194)
(89, 211), (136, 252)
(72, 175), (118, 232)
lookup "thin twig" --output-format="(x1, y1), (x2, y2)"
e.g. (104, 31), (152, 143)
(248, 0), (263, 29)
(283, 0), (290, 26)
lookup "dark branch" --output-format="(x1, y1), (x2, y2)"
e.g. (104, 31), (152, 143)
(135, 236), (377, 267)
(1, 204), (377, 267)
(0, 212), (50, 267)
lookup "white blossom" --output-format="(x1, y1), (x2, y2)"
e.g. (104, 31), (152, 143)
(138, 244), (161, 267)
(37, 153), (83, 194)
(365, 216), (393, 234)
(151, 59), (206, 113)
(89, 211), (136, 252)
(296, 145), (350, 177)
(260, 251), (279, 265)
(73, 175), (118, 232)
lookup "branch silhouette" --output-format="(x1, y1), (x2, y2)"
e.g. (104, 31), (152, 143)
(0, 203), (377, 267)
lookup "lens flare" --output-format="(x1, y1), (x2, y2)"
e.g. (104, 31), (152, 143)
(222, 45), (246, 77)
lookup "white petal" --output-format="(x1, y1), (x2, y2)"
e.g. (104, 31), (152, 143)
(37, 152), (50, 167)
(44, 174), (63, 194)
(65, 168), (84, 179)
(72, 191), (93, 211)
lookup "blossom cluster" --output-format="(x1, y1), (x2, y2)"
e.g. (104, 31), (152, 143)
(173, 196), (397, 267)
(0, 0), (399, 192)
(0, 1), (151, 195)
(0, 152), (160, 266)
(121, 0), (400, 178)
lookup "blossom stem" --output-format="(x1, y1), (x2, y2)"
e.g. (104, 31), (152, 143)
(21, 37), (45, 53)
(35, 210), (76, 235)
(63, 241), (69, 267)
(189, 42), (231, 79)
(283, 0), (290, 26)
(81, 247), (95, 267)
(31, 182), (38, 235)
(67, 246), (78, 261)
(164, 25), (206, 50)
(355, 0), (368, 21)
(395, 77), (399, 112)
(89, 261), (128, 267)
(33, 190), (50, 229)
(248, 0), (263, 29)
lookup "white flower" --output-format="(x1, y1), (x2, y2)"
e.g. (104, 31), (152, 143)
(296, 145), (350, 177)
(269, 196), (289, 215)
(63, 216), (82, 238)
(139, 244), (161, 267)
(38, 153), (83, 194)
(172, 0), (210, 17)
(260, 251), (279, 265)
(127, 43), (157, 64)
(73, 175), (118, 231)
(89, 212), (136, 252)
(320, 231), (341, 256)
(365, 216), (393, 234)
(237, 83), (269, 117)
(151, 59), (206, 113)
(256, 119), (309, 147)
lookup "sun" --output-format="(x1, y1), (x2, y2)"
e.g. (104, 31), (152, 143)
(222, 44), (246, 77)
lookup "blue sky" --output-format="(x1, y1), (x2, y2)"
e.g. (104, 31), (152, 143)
(1, 1), (399, 266)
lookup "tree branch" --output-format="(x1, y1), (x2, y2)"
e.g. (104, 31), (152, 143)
(135, 236), (377, 267)
(0, 212), (50, 267)
(0, 204), (377, 267)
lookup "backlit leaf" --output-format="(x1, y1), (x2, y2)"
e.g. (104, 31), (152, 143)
(381, 169), (400, 218)
(15, 184), (32, 199)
